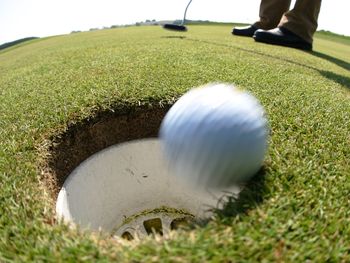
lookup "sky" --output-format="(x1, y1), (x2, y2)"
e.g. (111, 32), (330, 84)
(1, 0), (349, 45)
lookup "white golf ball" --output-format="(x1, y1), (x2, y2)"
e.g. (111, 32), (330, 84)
(159, 83), (268, 188)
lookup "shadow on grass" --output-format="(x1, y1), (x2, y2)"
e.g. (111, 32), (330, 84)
(319, 70), (350, 89)
(161, 36), (186, 39)
(213, 166), (268, 223)
(311, 51), (350, 71)
(181, 37), (350, 90)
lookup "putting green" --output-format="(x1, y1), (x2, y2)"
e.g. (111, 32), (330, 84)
(0, 25), (349, 261)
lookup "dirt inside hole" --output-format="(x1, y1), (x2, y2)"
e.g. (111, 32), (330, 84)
(42, 104), (172, 201)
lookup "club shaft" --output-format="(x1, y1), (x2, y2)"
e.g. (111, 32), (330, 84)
(182, 0), (193, 25)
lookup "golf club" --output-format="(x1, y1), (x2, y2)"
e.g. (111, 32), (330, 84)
(163, 0), (193, 32)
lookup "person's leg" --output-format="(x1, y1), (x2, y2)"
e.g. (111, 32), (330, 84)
(253, 0), (321, 50)
(279, 0), (322, 44)
(254, 0), (291, 29)
(233, 0), (291, 37)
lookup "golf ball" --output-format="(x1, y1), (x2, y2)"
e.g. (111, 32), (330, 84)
(159, 83), (268, 188)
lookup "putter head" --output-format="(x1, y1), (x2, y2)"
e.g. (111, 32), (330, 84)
(163, 24), (187, 32)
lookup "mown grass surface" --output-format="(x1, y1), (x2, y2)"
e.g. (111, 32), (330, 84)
(315, 30), (350, 46)
(0, 24), (349, 262)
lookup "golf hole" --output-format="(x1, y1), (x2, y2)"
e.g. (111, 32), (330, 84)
(43, 105), (240, 240)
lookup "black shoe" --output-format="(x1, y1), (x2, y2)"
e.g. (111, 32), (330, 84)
(232, 25), (258, 37)
(253, 27), (312, 50)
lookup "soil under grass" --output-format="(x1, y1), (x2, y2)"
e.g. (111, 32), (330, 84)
(0, 24), (349, 262)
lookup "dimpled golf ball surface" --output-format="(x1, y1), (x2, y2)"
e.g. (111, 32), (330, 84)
(160, 83), (268, 188)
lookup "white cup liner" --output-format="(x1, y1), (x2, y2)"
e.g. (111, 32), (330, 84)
(56, 138), (240, 238)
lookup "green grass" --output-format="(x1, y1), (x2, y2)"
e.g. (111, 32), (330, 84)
(0, 24), (349, 262)
(315, 30), (350, 46)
